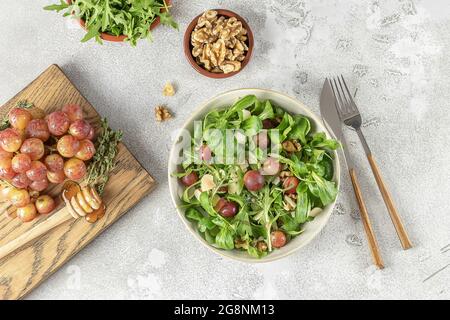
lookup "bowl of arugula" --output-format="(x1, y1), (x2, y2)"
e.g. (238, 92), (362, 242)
(45, 0), (177, 46)
(168, 89), (341, 262)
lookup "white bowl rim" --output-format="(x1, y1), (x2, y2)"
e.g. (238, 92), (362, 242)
(167, 88), (341, 263)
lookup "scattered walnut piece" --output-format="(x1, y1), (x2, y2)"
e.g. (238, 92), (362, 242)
(155, 105), (172, 122)
(282, 140), (301, 153)
(191, 10), (249, 74)
(163, 82), (175, 96)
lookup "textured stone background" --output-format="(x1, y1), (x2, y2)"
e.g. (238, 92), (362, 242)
(1, 0), (449, 299)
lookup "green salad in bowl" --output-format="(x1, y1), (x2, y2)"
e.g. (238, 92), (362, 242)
(170, 91), (340, 260)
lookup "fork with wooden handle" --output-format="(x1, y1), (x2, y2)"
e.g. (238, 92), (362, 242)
(332, 75), (412, 250)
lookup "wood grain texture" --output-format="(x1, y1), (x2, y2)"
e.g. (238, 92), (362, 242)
(0, 64), (156, 299)
(367, 154), (412, 250)
(349, 168), (384, 269)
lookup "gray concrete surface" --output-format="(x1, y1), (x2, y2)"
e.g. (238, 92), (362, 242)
(1, 0), (449, 300)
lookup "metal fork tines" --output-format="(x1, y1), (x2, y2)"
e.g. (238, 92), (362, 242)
(331, 75), (412, 250)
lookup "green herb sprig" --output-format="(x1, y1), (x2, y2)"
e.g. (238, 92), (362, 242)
(85, 118), (123, 194)
(44, 0), (178, 46)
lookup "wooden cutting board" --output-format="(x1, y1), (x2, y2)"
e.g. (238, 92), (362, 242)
(0, 64), (156, 299)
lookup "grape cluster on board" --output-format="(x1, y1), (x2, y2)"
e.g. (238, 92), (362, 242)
(0, 103), (96, 222)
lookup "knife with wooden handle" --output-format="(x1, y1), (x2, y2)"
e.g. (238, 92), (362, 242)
(320, 78), (384, 269)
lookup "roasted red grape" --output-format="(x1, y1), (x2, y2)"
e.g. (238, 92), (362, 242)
(17, 203), (37, 222)
(35, 195), (55, 214)
(20, 138), (45, 160)
(75, 139), (95, 161)
(69, 120), (92, 140)
(0, 146), (13, 159)
(47, 170), (65, 184)
(262, 157), (280, 176)
(11, 173), (31, 189)
(44, 154), (64, 172)
(57, 135), (80, 158)
(0, 157), (15, 180)
(46, 111), (70, 136)
(244, 170), (265, 192)
(26, 160), (47, 181)
(8, 108), (32, 130)
(9, 189), (30, 207)
(271, 230), (287, 248)
(253, 131), (269, 149)
(181, 172), (198, 186)
(26, 119), (50, 142)
(11, 153), (32, 173)
(200, 144), (212, 161)
(0, 128), (23, 152)
(217, 200), (238, 217)
(262, 119), (276, 129)
(86, 127), (95, 140)
(62, 104), (83, 122)
(64, 158), (86, 180)
(283, 177), (299, 194)
(29, 178), (49, 192)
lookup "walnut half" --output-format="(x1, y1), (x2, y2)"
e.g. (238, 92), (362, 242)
(155, 106), (172, 122)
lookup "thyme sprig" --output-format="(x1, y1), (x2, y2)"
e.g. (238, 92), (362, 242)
(85, 118), (123, 195)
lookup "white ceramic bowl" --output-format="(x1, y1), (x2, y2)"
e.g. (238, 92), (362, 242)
(168, 89), (340, 263)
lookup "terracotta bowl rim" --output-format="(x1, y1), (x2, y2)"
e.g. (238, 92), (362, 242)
(67, 0), (171, 42)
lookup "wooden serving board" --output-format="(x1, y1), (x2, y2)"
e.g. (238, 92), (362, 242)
(0, 64), (156, 299)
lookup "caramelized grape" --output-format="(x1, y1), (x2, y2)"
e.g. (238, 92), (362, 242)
(0, 157), (15, 180)
(29, 178), (49, 192)
(86, 127), (95, 140)
(47, 170), (65, 184)
(68, 120), (92, 140)
(253, 131), (269, 149)
(9, 189), (30, 207)
(35, 195), (55, 215)
(181, 172), (198, 187)
(283, 177), (299, 194)
(46, 111), (70, 136)
(44, 154), (64, 172)
(26, 160), (47, 181)
(26, 119), (50, 142)
(75, 139), (95, 161)
(11, 153), (32, 173)
(62, 104), (83, 122)
(64, 158), (86, 181)
(262, 157), (280, 176)
(0, 128), (23, 152)
(8, 108), (32, 130)
(17, 203), (37, 222)
(0, 146), (13, 159)
(243, 170), (265, 192)
(20, 138), (45, 160)
(271, 230), (287, 248)
(57, 135), (80, 158)
(11, 173), (31, 189)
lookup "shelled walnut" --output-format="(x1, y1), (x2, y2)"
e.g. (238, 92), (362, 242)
(155, 106), (172, 122)
(191, 10), (249, 74)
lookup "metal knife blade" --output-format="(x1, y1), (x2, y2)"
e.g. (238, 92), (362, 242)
(320, 78), (353, 169)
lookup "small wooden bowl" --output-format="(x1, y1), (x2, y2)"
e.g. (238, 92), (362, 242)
(67, 0), (171, 42)
(183, 9), (254, 79)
